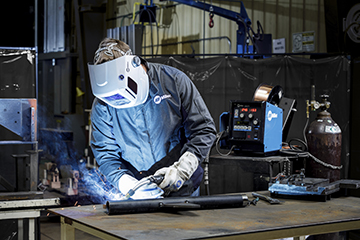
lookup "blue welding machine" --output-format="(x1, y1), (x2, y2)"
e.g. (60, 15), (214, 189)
(220, 100), (283, 155)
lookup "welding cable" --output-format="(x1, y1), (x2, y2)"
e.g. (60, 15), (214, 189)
(135, 6), (160, 56)
(147, 7), (160, 55)
(303, 117), (309, 145)
(215, 131), (235, 156)
(288, 138), (308, 152)
(143, 8), (159, 56)
(203, 150), (211, 196)
(280, 138), (309, 157)
(138, 8), (154, 55)
(248, 21), (263, 52)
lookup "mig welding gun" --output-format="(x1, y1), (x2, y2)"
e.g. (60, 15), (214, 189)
(119, 152), (199, 200)
(118, 174), (165, 200)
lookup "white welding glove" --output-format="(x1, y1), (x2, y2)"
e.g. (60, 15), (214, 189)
(118, 174), (163, 200)
(154, 151), (199, 192)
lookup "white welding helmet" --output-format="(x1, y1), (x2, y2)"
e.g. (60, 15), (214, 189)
(88, 55), (149, 109)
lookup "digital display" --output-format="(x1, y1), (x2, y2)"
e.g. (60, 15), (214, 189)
(240, 108), (257, 112)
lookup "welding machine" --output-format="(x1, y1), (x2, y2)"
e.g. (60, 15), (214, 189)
(220, 100), (283, 155)
(219, 83), (286, 155)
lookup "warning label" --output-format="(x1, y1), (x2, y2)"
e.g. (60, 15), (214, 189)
(292, 31), (315, 53)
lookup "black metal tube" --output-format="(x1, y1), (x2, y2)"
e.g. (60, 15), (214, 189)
(106, 194), (248, 215)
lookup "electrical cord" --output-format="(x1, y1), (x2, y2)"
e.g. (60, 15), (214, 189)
(215, 130), (235, 156)
(135, 6), (160, 56)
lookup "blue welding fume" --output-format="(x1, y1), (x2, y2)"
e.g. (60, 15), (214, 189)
(157, 0), (272, 56)
(219, 84), (285, 155)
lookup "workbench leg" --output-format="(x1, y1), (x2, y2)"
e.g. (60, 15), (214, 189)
(18, 219), (24, 240)
(29, 218), (35, 240)
(61, 216), (75, 240)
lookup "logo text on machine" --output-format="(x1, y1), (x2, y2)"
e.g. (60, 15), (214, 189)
(267, 110), (278, 121)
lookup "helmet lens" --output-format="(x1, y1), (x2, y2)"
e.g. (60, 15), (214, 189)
(128, 76), (138, 94)
(104, 93), (131, 106)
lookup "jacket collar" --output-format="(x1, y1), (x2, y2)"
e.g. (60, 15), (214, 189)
(145, 61), (159, 98)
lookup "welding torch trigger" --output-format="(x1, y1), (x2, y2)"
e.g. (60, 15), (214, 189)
(148, 175), (164, 185)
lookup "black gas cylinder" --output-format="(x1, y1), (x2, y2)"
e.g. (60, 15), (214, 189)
(305, 110), (342, 182)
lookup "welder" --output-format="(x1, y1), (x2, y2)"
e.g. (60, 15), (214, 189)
(88, 38), (217, 200)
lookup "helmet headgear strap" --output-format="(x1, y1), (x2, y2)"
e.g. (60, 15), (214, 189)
(94, 42), (132, 63)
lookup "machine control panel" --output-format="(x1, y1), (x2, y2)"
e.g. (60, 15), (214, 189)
(230, 101), (263, 141)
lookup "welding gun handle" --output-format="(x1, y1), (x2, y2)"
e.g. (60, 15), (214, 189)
(151, 175), (164, 185)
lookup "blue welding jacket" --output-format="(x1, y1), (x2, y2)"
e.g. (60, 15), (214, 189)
(90, 61), (217, 188)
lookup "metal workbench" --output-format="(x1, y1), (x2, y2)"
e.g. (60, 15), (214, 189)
(0, 196), (60, 240)
(48, 192), (360, 240)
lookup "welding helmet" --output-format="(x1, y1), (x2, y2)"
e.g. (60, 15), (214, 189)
(88, 55), (149, 109)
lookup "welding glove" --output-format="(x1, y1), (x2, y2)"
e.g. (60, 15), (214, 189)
(154, 151), (199, 193)
(118, 174), (163, 200)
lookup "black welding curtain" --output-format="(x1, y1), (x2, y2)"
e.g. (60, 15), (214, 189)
(0, 50), (36, 98)
(148, 55), (351, 177)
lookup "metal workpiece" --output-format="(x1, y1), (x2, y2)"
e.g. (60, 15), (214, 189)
(252, 192), (283, 204)
(106, 194), (248, 215)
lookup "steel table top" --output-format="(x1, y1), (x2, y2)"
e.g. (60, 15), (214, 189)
(48, 192), (360, 240)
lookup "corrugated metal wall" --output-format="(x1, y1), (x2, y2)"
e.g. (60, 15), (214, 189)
(111, 0), (326, 55)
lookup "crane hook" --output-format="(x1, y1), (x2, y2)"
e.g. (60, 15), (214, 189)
(209, 12), (214, 28)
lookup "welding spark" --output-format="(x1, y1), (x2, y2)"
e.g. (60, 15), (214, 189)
(47, 213), (50, 217)
(79, 165), (123, 203)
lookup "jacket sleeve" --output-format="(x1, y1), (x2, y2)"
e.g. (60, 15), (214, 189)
(90, 98), (131, 187)
(172, 69), (217, 162)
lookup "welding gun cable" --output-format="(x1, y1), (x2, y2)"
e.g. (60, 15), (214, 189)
(124, 175), (164, 200)
(124, 177), (152, 199)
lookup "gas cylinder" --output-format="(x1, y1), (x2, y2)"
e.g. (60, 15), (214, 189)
(305, 109), (342, 182)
